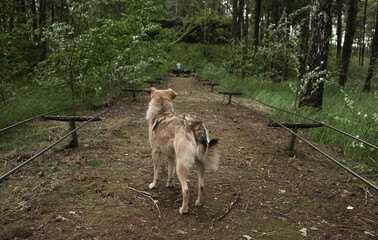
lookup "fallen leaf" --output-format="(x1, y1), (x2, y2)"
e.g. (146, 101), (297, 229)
(299, 227), (307, 237)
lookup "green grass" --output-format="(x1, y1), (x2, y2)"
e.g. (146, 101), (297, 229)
(46, 166), (60, 175)
(0, 84), (87, 130)
(87, 154), (103, 166)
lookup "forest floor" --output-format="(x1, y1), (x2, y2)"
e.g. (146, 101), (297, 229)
(0, 77), (376, 240)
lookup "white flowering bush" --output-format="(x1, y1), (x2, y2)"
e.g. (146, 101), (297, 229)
(33, 0), (172, 102)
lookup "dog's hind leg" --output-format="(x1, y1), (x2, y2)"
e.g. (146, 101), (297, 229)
(166, 156), (175, 188)
(195, 161), (205, 206)
(176, 161), (189, 214)
(149, 150), (161, 189)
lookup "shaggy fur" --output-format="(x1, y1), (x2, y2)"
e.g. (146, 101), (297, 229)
(145, 87), (219, 214)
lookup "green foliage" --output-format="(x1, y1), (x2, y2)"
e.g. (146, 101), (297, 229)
(0, 24), (38, 106)
(0, 0), (178, 130)
(34, 0), (173, 102)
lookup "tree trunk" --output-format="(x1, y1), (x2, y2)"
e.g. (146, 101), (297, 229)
(299, 0), (332, 108)
(283, 0), (290, 81)
(39, 0), (47, 60)
(271, 0), (285, 83)
(20, 0), (26, 24)
(51, 1), (55, 23)
(338, 0), (359, 87)
(231, 0), (238, 41)
(242, 0), (250, 78)
(299, 0), (310, 78)
(361, 0), (368, 66)
(263, 0), (271, 41)
(336, 0), (343, 59)
(9, 0), (16, 32)
(115, 0), (121, 21)
(253, 0), (261, 52)
(238, 0), (244, 41)
(363, 2), (378, 92)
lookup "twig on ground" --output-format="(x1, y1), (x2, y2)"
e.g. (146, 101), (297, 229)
(189, 207), (201, 222)
(364, 190), (368, 206)
(243, 201), (249, 214)
(217, 191), (240, 222)
(126, 186), (161, 218)
(127, 186), (153, 196)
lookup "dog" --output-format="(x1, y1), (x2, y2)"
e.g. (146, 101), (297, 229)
(145, 87), (219, 214)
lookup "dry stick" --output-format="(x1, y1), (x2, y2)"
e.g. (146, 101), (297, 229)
(189, 207), (201, 222)
(126, 186), (161, 218)
(217, 191), (241, 222)
(364, 190), (368, 206)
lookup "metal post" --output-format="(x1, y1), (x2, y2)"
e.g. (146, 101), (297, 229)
(132, 91), (137, 101)
(69, 119), (78, 148)
(228, 95), (232, 104)
(288, 127), (298, 150)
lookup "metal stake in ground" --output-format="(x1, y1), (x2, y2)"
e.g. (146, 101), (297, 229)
(43, 116), (101, 148)
(219, 92), (243, 104)
(267, 122), (324, 150)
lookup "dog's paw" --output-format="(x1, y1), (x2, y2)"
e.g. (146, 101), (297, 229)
(179, 206), (188, 215)
(166, 182), (174, 188)
(195, 200), (202, 207)
(149, 182), (157, 189)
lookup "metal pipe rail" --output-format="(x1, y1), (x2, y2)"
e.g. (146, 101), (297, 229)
(0, 103), (87, 133)
(232, 99), (378, 192)
(0, 92), (144, 182)
(248, 95), (377, 150)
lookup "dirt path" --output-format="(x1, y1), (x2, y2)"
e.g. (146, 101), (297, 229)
(1, 77), (376, 239)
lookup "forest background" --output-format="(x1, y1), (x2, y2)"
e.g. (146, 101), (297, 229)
(0, 0), (377, 181)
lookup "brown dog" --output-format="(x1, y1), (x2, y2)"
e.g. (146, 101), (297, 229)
(145, 87), (219, 214)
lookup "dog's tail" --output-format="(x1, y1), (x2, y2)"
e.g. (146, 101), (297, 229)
(203, 139), (220, 171)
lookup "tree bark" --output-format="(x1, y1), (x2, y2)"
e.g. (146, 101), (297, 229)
(336, 0), (343, 59)
(271, 0), (285, 83)
(299, 0), (332, 108)
(238, 0), (244, 41)
(253, 0), (261, 51)
(338, 0), (359, 87)
(299, 0), (310, 78)
(9, 0), (16, 32)
(361, 0), (368, 66)
(363, 2), (378, 92)
(51, 1), (55, 23)
(39, 0), (47, 60)
(242, 0), (250, 78)
(283, 0), (289, 81)
(231, 0), (238, 41)
(115, 0), (121, 21)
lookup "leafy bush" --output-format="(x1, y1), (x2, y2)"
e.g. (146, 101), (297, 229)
(33, 0), (173, 102)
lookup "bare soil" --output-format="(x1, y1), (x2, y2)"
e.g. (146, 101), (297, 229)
(0, 77), (376, 240)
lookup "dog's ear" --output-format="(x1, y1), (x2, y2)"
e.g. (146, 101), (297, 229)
(168, 88), (177, 99)
(144, 87), (157, 97)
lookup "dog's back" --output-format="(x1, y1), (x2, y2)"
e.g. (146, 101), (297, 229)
(151, 113), (219, 171)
